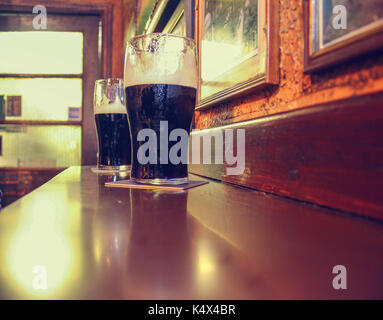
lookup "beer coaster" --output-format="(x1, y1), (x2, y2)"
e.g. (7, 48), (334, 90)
(91, 167), (131, 175)
(105, 179), (209, 190)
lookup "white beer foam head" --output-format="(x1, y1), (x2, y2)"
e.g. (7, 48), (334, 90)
(124, 34), (198, 89)
(94, 100), (126, 114)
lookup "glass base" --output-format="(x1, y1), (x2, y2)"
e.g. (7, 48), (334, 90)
(97, 164), (131, 172)
(131, 177), (188, 185)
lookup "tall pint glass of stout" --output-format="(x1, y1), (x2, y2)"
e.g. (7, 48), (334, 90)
(124, 34), (198, 185)
(94, 78), (131, 172)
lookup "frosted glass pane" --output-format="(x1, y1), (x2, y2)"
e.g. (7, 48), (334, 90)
(0, 125), (81, 167)
(0, 32), (83, 74)
(0, 78), (82, 121)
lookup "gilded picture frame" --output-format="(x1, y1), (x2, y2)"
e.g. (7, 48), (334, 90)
(196, 0), (279, 109)
(304, 0), (383, 72)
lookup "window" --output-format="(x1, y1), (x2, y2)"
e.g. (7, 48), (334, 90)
(0, 31), (83, 167)
(0, 13), (100, 167)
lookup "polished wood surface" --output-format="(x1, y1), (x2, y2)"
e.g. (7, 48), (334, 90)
(190, 91), (383, 220)
(0, 166), (382, 299)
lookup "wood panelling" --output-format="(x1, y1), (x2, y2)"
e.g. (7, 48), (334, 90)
(0, 168), (64, 207)
(81, 14), (100, 165)
(189, 91), (383, 220)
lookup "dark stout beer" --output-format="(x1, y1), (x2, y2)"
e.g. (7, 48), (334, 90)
(125, 83), (196, 181)
(125, 33), (198, 184)
(94, 78), (131, 171)
(95, 113), (131, 167)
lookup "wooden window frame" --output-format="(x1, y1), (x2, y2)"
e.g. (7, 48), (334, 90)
(0, 2), (115, 165)
(0, 1), (113, 77)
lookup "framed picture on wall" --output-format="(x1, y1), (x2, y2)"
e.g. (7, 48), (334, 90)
(6, 96), (22, 117)
(196, 0), (279, 109)
(304, 0), (383, 72)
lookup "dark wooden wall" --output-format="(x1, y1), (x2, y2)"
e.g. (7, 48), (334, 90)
(189, 92), (383, 221)
(0, 168), (64, 207)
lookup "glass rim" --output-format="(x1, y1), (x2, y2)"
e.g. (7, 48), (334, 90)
(95, 78), (123, 86)
(126, 32), (196, 50)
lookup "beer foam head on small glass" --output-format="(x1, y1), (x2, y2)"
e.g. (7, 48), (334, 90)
(93, 78), (132, 173)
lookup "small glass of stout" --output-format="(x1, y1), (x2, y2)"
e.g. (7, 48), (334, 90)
(124, 34), (198, 185)
(93, 78), (132, 172)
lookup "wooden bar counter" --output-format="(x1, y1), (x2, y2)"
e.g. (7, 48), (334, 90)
(0, 166), (382, 299)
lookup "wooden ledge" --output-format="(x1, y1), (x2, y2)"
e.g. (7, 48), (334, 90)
(190, 91), (383, 220)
